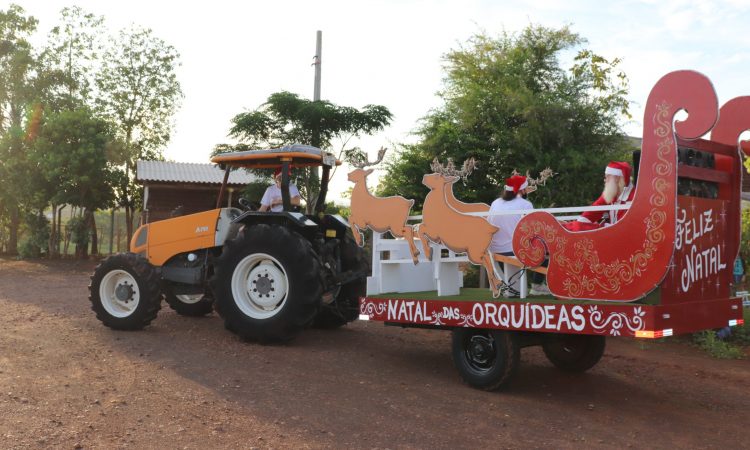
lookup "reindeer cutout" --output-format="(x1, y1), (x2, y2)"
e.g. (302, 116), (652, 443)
(348, 147), (421, 264)
(418, 159), (504, 297)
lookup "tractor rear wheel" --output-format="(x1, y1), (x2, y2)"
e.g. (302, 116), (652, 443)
(89, 253), (162, 330)
(313, 235), (369, 329)
(451, 329), (520, 390)
(211, 224), (322, 343)
(542, 334), (605, 372)
(164, 289), (214, 317)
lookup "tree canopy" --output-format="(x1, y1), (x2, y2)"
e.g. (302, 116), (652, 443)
(220, 91), (392, 212)
(379, 25), (633, 209)
(0, 4), (182, 256)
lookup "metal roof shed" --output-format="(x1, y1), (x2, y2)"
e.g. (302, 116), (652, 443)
(136, 160), (260, 223)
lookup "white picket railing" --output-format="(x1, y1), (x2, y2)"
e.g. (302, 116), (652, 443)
(366, 203), (631, 298)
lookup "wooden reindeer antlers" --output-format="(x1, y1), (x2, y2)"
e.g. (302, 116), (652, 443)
(511, 167), (556, 193)
(350, 147), (387, 169)
(430, 157), (477, 181)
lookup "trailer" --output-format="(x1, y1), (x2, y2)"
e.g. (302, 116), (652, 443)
(352, 70), (748, 390)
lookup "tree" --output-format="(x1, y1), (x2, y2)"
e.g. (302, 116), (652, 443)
(0, 4), (39, 254)
(30, 108), (122, 258)
(221, 91), (392, 213)
(379, 25), (632, 210)
(38, 6), (104, 111)
(95, 25), (182, 240)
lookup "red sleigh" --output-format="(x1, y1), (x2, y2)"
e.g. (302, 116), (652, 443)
(513, 70), (749, 302)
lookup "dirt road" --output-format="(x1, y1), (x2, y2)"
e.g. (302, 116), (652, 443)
(0, 258), (748, 449)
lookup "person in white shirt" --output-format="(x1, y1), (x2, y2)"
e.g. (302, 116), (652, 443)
(488, 175), (549, 297)
(259, 167), (301, 212)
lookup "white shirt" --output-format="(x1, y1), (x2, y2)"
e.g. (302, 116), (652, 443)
(488, 196), (534, 253)
(260, 183), (300, 212)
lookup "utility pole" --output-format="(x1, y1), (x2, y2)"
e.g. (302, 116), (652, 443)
(313, 30), (322, 102)
(311, 30), (326, 215)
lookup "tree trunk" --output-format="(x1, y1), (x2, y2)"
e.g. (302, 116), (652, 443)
(76, 209), (91, 259)
(8, 205), (19, 256)
(90, 210), (98, 256)
(57, 206), (63, 256)
(109, 208), (115, 255)
(49, 204), (57, 257)
(125, 205), (133, 244)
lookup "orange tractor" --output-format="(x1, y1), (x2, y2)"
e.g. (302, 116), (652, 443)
(89, 145), (368, 342)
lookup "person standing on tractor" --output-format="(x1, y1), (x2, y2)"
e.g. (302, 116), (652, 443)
(259, 167), (301, 212)
(565, 161), (635, 231)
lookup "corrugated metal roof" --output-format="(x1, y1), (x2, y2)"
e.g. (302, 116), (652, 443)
(136, 160), (260, 185)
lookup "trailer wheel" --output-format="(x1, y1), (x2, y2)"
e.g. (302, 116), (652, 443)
(451, 329), (520, 391)
(89, 253), (162, 330)
(211, 224), (322, 343)
(542, 334), (605, 372)
(313, 235), (369, 329)
(164, 290), (214, 317)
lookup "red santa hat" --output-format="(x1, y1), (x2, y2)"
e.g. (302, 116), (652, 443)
(504, 175), (528, 193)
(604, 161), (632, 186)
(273, 167), (292, 177)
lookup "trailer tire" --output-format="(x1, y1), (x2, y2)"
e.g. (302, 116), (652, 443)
(542, 334), (605, 372)
(313, 235), (369, 329)
(211, 224), (322, 343)
(164, 290), (214, 317)
(89, 253), (162, 330)
(451, 329), (520, 391)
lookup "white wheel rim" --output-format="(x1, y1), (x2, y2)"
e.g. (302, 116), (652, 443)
(231, 253), (289, 319)
(99, 269), (140, 318)
(175, 294), (203, 304)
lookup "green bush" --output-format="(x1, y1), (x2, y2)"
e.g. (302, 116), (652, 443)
(728, 308), (750, 346)
(462, 264), (480, 288)
(692, 329), (745, 359)
(18, 213), (49, 259)
(67, 216), (90, 249)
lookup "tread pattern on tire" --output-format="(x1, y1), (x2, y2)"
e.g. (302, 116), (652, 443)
(451, 329), (520, 391)
(542, 334), (606, 372)
(164, 289), (214, 317)
(210, 224), (322, 343)
(88, 253), (162, 330)
(313, 234), (369, 329)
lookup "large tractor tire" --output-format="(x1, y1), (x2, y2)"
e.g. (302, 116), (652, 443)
(542, 334), (605, 372)
(312, 235), (369, 329)
(451, 329), (520, 391)
(89, 253), (162, 330)
(211, 224), (323, 343)
(164, 289), (214, 317)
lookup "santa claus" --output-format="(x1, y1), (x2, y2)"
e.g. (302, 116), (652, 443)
(564, 161), (635, 231)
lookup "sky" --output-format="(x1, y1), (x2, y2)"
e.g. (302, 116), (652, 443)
(17, 0), (750, 202)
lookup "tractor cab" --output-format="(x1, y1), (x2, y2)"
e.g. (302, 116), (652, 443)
(211, 144), (341, 215)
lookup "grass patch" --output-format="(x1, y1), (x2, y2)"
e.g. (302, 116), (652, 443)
(692, 330), (745, 359)
(728, 308), (750, 346)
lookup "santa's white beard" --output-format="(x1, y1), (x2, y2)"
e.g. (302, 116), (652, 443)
(602, 178), (620, 203)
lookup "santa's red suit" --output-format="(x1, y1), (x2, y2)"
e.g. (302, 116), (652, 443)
(564, 161), (635, 232)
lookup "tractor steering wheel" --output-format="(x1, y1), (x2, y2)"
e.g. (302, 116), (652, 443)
(238, 197), (255, 211)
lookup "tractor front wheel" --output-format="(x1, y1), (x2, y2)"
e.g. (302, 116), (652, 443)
(89, 253), (162, 330)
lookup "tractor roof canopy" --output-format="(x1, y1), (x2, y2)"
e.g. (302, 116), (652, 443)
(210, 144), (341, 169)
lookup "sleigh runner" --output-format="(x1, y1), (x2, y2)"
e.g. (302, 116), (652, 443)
(351, 70), (747, 390)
